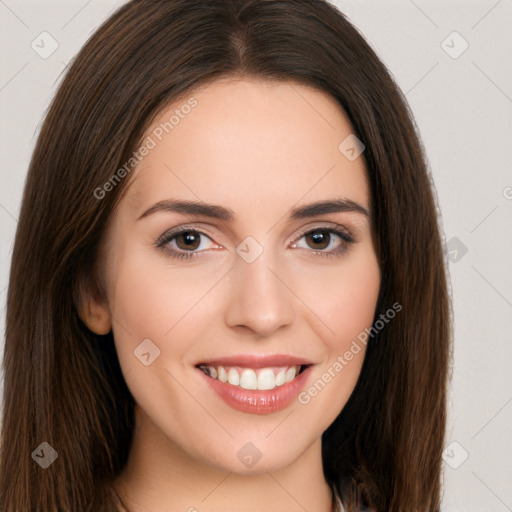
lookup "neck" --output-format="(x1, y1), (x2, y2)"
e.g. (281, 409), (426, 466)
(113, 406), (334, 512)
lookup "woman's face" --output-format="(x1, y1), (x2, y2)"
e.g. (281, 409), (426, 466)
(87, 77), (380, 474)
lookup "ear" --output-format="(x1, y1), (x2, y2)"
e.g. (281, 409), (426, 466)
(76, 273), (112, 335)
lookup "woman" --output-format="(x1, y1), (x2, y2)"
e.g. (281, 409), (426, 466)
(0, 0), (452, 510)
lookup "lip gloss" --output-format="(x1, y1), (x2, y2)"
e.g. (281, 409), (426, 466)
(196, 365), (313, 414)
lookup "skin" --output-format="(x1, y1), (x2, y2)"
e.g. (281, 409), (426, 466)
(80, 77), (381, 512)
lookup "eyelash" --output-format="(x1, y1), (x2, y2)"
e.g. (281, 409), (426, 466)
(155, 225), (354, 261)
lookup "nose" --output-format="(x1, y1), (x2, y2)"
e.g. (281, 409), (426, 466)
(224, 246), (295, 337)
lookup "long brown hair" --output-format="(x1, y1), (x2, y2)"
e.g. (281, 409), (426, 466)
(0, 1), (452, 510)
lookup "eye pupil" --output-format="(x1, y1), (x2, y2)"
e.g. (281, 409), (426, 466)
(177, 231), (200, 250)
(307, 230), (329, 249)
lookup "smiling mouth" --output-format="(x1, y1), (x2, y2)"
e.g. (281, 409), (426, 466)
(196, 364), (310, 391)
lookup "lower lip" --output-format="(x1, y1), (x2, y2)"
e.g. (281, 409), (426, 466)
(197, 366), (313, 414)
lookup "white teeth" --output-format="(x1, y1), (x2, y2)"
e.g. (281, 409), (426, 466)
(285, 367), (297, 383)
(217, 366), (227, 383)
(199, 364), (303, 390)
(227, 368), (239, 386)
(275, 370), (286, 387)
(240, 369), (258, 390)
(257, 368), (276, 390)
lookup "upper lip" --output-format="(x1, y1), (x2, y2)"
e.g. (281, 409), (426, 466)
(195, 354), (314, 369)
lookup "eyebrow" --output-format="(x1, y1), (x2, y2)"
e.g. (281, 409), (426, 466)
(136, 197), (370, 222)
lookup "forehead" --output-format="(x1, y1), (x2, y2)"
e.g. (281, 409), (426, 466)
(123, 78), (369, 219)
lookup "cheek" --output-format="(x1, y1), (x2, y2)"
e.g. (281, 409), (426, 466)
(295, 250), (380, 423)
(294, 247), (381, 347)
(106, 247), (222, 361)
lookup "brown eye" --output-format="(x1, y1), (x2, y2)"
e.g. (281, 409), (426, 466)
(175, 231), (201, 251)
(156, 228), (218, 260)
(292, 226), (353, 258)
(304, 230), (331, 250)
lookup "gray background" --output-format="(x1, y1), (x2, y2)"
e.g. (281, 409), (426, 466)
(1, 1), (511, 510)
